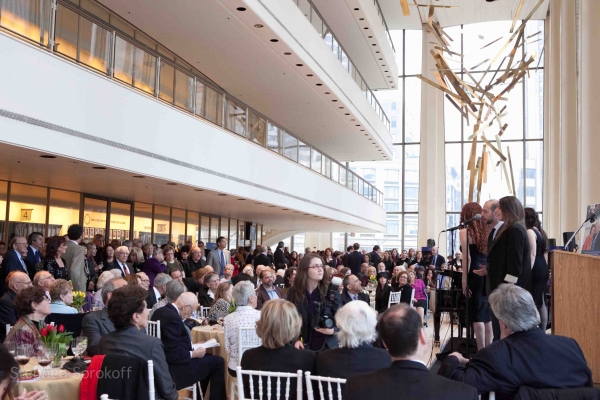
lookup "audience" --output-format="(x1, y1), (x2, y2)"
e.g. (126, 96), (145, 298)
(222, 264), (234, 283)
(92, 270), (122, 309)
(375, 272), (392, 313)
(0, 344), (47, 399)
(347, 304), (477, 400)
(128, 246), (144, 273)
(149, 279), (186, 320)
(32, 270), (54, 300)
(152, 292), (226, 400)
(282, 267), (297, 297)
(42, 236), (69, 280)
(241, 299), (315, 400)
(82, 278), (127, 355)
(49, 279), (78, 314)
(147, 272), (170, 309)
(142, 248), (166, 287)
(409, 270), (428, 326)
(206, 282), (232, 324)
(4, 286), (50, 357)
(0, 271), (30, 342)
(340, 274), (369, 305)
(256, 268), (284, 310)
(316, 300), (390, 379)
(198, 272), (220, 307)
(439, 284), (593, 400)
(99, 284), (178, 400)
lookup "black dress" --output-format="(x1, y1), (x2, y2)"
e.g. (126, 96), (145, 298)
(466, 244), (490, 323)
(43, 258), (69, 280)
(531, 230), (549, 308)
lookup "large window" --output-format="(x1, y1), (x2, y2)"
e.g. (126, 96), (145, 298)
(345, 30), (422, 251)
(444, 21), (545, 253)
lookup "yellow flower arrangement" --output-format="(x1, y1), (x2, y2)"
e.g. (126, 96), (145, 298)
(71, 290), (86, 312)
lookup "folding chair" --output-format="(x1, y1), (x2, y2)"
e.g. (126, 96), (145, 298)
(146, 320), (161, 339)
(304, 372), (346, 400)
(230, 327), (262, 400)
(236, 367), (303, 400)
(387, 291), (401, 308)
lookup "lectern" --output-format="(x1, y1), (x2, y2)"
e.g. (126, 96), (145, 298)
(550, 251), (600, 384)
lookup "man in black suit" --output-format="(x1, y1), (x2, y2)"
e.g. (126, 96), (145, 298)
(429, 246), (445, 271)
(355, 263), (368, 282)
(347, 243), (364, 275)
(439, 285), (593, 400)
(0, 271), (30, 342)
(25, 232), (44, 278)
(342, 245), (353, 267)
(341, 275), (370, 305)
(274, 241), (289, 268)
(147, 272), (171, 309)
(0, 237), (29, 294)
(253, 245), (272, 268)
(369, 245), (382, 266)
(151, 292), (226, 399)
(82, 278), (127, 356)
(346, 304), (477, 400)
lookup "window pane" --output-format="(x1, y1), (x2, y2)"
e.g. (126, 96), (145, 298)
(0, 0), (49, 44)
(48, 189), (80, 238)
(79, 16), (111, 73)
(220, 218), (229, 243)
(153, 205), (170, 246)
(404, 145), (420, 211)
(463, 21), (512, 72)
(390, 30), (403, 76)
(8, 183), (47, 238)
(525, 69), (544, 139)
(331, 162), (339, 183)
(404, 77), (421, 143)
(186, 211), (199, 246)
(225, 99), (246, 136)
(114, 37), (134, 85)
(525, 141), (543, 211)
(525, 20), (544, 68)
(229, 219), (238, 250)
(446, 143), (463, 212)
(248, 111), (267, 146)
(133, 202), (152, 244)
(267, 123), (281, 153)
(339, 166), (347, 186)
(210, 217), (219, 243)
(174, 69), (194, 111)
(171, 208), (186, 247)
(293, 233), (305, 254)
(446, 214), (461, 255)
(200, 216), (209, 244)
(444, 96), (462, 142)
(159, 62), (175, 103)
(404, 30), (422, 75)
(404, 214), (418, 249)
(298, 141), (310, 168)
(283, 131), (298, 162)
(374, 84), (403, 143)
(311, 149), (322, 172)
(322, 156), (331, 178)
(54, 4), (78, 59)
(109, 202), (131, 243)
(133, 45), (156, 94)
(196, 83), (223, 126)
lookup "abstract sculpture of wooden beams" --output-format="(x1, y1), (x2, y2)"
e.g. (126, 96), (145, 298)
(414, 0), (545, 202)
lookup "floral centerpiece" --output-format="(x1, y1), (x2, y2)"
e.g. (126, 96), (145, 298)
(71, 291), (86, 312)
(368, 275), (377, 285)
(38, 323), (73, 366)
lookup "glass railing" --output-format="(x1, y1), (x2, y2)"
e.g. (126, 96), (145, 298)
(373, 0), (396, 54)
(292, 0), (391, 131)
(0, 0), (384, 206)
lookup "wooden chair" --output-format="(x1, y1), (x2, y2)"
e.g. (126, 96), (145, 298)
(236, 367), (303, 400)
(146, 320), (161, 339)
(387, 291), (401, 308)
(304, 372), (346, 400)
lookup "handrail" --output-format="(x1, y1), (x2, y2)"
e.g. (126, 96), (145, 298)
(0, 0), (384, 206)
(373, 0), (396, 53)
(292, 0), (391, 131)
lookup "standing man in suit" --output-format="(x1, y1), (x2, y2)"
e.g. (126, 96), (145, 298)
(347, 243), (364, 276)
(274, 241), (289, 269)
(64, 224), (86, 292)
(341, 275), (370, 305)
(111, 246), (131, 277)
(152, 292), (226, 399)
(206, 237), (230, 278)
(253, 245), (272, 268)
(369, 245), (382, 266)
(440, 285), (593, 399)
(430, 247), (446, 271)
(346, 303), (477, 400)
(25, 232), (44, 278)
(256, 268), (284, 310)
(0, 237), (29, 295)
(82, 278), (127, 356)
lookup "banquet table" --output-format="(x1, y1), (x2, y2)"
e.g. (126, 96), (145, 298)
(192, 325), (232, 400)
(16, 364), (82, 399)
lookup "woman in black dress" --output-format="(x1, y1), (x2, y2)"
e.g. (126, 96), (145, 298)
(459, 202), (492, 351)
(42, 235), (69, 280)
(374, 272), (391, 314)
(525, 207), (549, 331)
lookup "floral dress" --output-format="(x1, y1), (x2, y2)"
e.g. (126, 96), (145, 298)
(43, 257), (69, 280)
(207, 298), (231, 323)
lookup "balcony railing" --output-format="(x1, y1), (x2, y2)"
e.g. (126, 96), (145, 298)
(0, 0), (384, 206)
(292, 0), (391, 131)
(373, 0), (396, 54)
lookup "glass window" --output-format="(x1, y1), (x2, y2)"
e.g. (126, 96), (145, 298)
(385, 186), (399, 199)
(225, 99), (247, 136)
(54, 4), (78, 59)
(267, 123), (281, 153)
(153, 206), (170, 246)
(220, 218), (229, 243)
(385, 169), (399, 181)
(210, 217), (219, 243)
(404, 214), (419, 249)
(0, 0), (50, 44)
(78, 16), (111, 73)
(283, 131), (298, 162)
(159, 62), (175, 103)
(311, 149), (322, 172)
(48, 189), (79, 238)
(82, 197), (106, 244)
(171, 208), (186, 247)
(196, 83), (223, 126)
(310, 8), (324, 36)
(228, 219), (238, 250)
(248, 111), (267, 146)
(385, 203), (399, 212)
(186, 211), (199, 246)
(0, 182), (8, 240)
(404, 145), (420, 211)
(200, 216), (209, 244)
(109, 202), (131, 243)
(446, 143), (463, 212)
(339, 166), (347, 187)
(331, 162), (339, 183)
(298, 141), (311, 168)
(404, 30), (422, 75)
(174, 69), (194, 112)
(114, 36), (134, 86)
(133, 45), (156, 94)
(404, 77), (421, 143)
(293, 233), (306, 254)
(322, 156), (331, 178)
(133, 202), (152, 244)
(386, 220), (399, 235)
(8, 183), (47, 238)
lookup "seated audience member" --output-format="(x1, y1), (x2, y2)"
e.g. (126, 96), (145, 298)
(137, 272), (150, 292)
(99, 285), (178, 400)
(439, 284), (593, 400)
(207, 282), (233, 324)
(251, 265), (267, 288)
(33, 270), (55, 300)
(149, 280), (186, 320)
(390, 264), (406, 291)
(164, 246), (183, 275)
(395, 271), (413, 304)
(4, 286), (51, 357)
(142, 248), (167, 288)
(360, 266), (377, 287)
(316, 300), (391, 378)
(198, 272), (220, 307)
(93, 270), (122, 309)
(0, 345), (47, 400)
(147, 273), (171, 309)
(282, 267), (296, 297)
(223, 281), (259, 377)
(409, 270), (427, 326)
(356, 263), (368, 282)
(256, 268), (284, 310)
(274, 268), (285, 286)
(124, 274), (141, 286)
(222, 264), (234, 283)
(42, 236), (69, 280)
(128, 246), (144, 273)
(241, 299), (315, 400)
(49, 279), (78, 314)
(180, 269), (201, 293)
(152, 292), (226, 400)
(242, 265), (254, 278)
(231, 272), (252, 286)
(341, 275), (370, 305)
(81, 278), (127, 356)
(0, 271), (30, 343)
(347, 304), (477, 400)
(375, 272), (392, 313)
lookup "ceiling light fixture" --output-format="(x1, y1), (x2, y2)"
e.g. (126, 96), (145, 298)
(40, 155), (56, 159)
(236, 7), (246, 11)
(270, 39), (279, 42)
(218, 193), (227, 196)
(254, 24), (264, 28)
(92, 166), (106, 170)
(194, 189), (204, 191)
(133, 175), (145, 178)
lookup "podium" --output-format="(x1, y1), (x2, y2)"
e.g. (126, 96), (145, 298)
(550, 251), (600, 384)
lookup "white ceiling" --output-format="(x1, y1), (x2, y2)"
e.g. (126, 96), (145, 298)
(96, 0), (390, 162)
(378, 0), (549, 30)
(0, 144), (372, 233)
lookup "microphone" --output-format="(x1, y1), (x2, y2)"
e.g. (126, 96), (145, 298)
(586, 209), (600, 223)
(441, 214), (482, 233)
(442, 224), (463, 233)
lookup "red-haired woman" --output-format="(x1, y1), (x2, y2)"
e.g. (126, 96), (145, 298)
(460, 202), (493, 350)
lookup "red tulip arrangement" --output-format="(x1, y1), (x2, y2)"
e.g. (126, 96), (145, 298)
(39, 323), (73, 364)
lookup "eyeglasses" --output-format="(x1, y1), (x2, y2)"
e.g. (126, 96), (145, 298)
(16, 281), (32, 286)
(308, 265), (324, 270)
(140, 279), (150, 283)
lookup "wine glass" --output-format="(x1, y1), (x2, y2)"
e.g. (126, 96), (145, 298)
(71, 337), (87, 359)
(36, 346), (52, 372)
(15, 345), (32, 367)
(4, 342), (15, 357)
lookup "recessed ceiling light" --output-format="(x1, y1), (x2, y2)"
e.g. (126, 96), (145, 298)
(236, 7), (246, 11)
(389, 81), (393, 83)
(218, 193), (227, 196)
(270, 39), (279, 42)
(316, 83), (323, 86)
(269, 205), (276, 207)
(372, 44), (376, 46)
(167, 182), (177, 185)
(354, 7), (359, 10)
(359, 18), (364, 21)
(368, 36), (373, 38)
(238, 198), (246, 200)
(382, 64), (386, 67)
(304, 213), (310, 215)
(133, 175), (145, 178)
(194, 189), (204, 191)
(92, 166), (106, 169)
(355, 125), (360, 127)
(306, 74), (313, 77)
(339, 107), (344, 109)
(254, 24), (264, 28)
(284, 52), (292, 55)
(296, 63), (303, 67)
(351, 119), (355, 121)
(376, 51), (380, 53)
(360, 129), (365, 131)
(379, 58), (383, 60)
(40, 155), (55, 159)
(384, 70), (388, 72)
(324, 92), (330, 94)
(364, 27), (369, 30)
(332, 99), (338, 102)
(282, 208), (289, 210)
(345, 113), (350, 115)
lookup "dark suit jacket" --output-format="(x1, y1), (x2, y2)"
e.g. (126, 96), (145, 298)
(184, 258), (206, 278)
(146, 288), (158, 309)
(81, 308), (115, 356)
(256, 284), (284, 310)
(340, 289), (370, 306)
(25, 247), (42, 278)
(98, 325), (178, 400)
(347, 251), (364, 275)
(370, 251), (382, 266)
(183, 277), (200, 293)
(487, 223), (532, 294)
(347, 360), (478, 400)
(439, 328), (593, 400)
(274, 248), (289, 267)
(197, 285), (213, 307)
(253, 253), (272, 268)
(3, 249), (28, 276)
(0, 290), (18, 343)
(431, 254), (446, 270)
(316, 344), (391, 379)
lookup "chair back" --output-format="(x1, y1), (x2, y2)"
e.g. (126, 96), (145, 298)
(5, 324), (11, 336)
(409, 288), (415, 307)
(236, 366), (303, 400)
(200, 306), (210, 319)
(304, 372), (346, 400)
(238, 326), (262, 362)
(45, 313), (87, 338)
(148, 360), (155, 400)
(388, 291), (401, 308)
(92, 354), (150, 400)
(147, 320), (161, 339)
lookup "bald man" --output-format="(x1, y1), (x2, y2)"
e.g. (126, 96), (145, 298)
(152, 292), (226, 397)
(33, 271), (55, 300)
(0, 271), (31, 342)
(430, 246), (446, 271)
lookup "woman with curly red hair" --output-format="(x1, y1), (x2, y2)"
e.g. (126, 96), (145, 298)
(460, 202), (492, 350)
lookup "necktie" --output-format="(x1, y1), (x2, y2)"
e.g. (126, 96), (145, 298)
(433, 255), (437, 265)
(353, 294), (358, 301)
(220, 250), (226, 269)
(35, 251), (41, 263)
(121, 262), (130, 276)
(488, 228), (496, 251)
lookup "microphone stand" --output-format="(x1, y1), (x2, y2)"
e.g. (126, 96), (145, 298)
(564, 212), (598, 252)
(464, 221), (472, 360)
